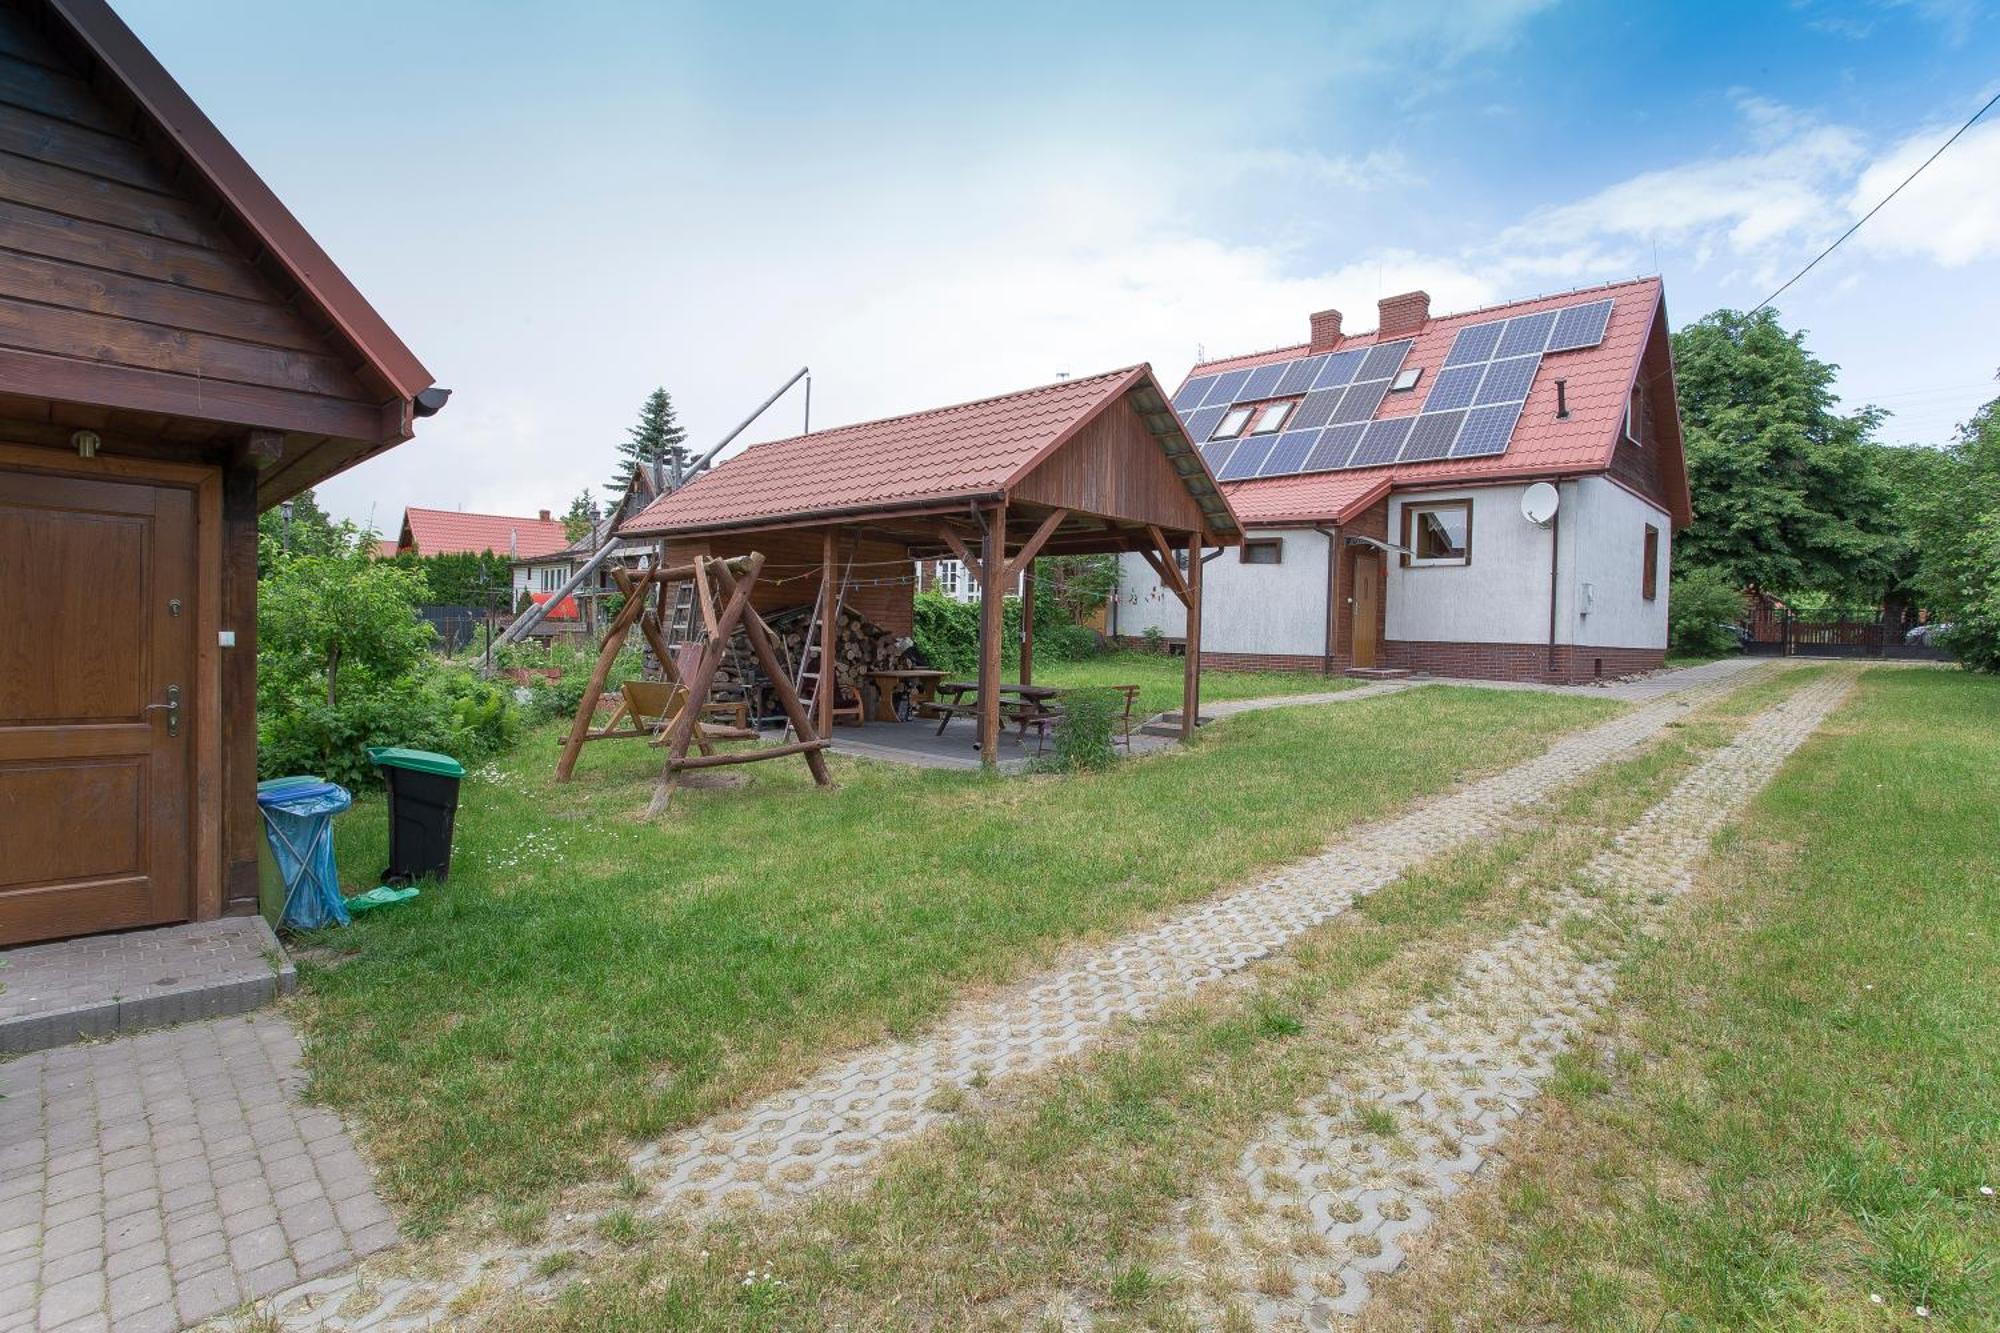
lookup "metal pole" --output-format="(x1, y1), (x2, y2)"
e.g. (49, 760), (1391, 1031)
(687, 366), (809, 477)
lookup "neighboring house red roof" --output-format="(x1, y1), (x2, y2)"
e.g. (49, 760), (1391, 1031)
(397, 507), (568, 558)
(375, 538), (399, 560)
(623, 365), (1238, 537)
(1194, 276), (1682, 526)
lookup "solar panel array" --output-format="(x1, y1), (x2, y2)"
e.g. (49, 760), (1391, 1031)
(1178, 296), (1615, 483)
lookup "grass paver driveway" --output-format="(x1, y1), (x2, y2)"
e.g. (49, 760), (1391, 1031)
(309, 685), (1616, 1232)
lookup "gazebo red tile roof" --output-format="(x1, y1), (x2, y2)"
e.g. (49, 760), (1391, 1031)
(397, 506), (567, 558)
(1194, 276), (1682, 526)
(624, 365), (1239, 538)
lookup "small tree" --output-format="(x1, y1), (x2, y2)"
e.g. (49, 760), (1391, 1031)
(260, 549), (434, 707)
(1042, 555), (1118, 625)
(562, 489), (600, 543)
(608, 387), (690, 498)
(255, 488), (346, 575)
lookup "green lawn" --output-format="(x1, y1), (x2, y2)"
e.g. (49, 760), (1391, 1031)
(309, 683), (1614, 1232)
(1032, 649), (1352, 716)
(1360, 666), (2000, 1330)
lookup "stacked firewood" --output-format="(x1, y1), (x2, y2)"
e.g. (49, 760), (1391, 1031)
(644, 604), (923, 718)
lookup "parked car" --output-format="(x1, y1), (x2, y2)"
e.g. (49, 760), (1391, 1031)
(1905, 622), (1953, 645)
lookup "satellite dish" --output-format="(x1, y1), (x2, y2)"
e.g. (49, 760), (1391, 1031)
(1522, 482), (1560, 527)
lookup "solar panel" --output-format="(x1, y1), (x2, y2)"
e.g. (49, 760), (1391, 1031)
(1201, 368), (1251, 407)
(1444, 320), (1504, 367)
(1304, 422), (1366, 472)
(1238, 361), (1289, 401)
(1218, 436), (1276, 480)
(1495, 309), (1558, 358)
(1312, 348), (1367, 390)
(1450, 402), (1522, 458)
(1547, 298), (1614, 352)
(1474, 354), (1540, 406)
(1181, 404), (1227, 443)
(1400, 410), (1464, 462)
(1199, 439), (1237, 472)
(1259, 429), (1318, 476)
(1331, 377), (1390, 425)
(1350, 417), (1413, 468)
(1274, 355), (1327, 397)
(1423, 364), (1483, 413)
(1173, 376), (1216, 413)
(1291, 386), (1343, 431)
(1358, 339), (1413, 382)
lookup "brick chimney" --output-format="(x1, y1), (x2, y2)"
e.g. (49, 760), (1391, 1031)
(1308, 308), (1343, 352)
(538, 509), (551, 522)
(1376, 290), (1430, 339)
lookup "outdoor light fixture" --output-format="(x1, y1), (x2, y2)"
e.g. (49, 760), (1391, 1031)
(72, 429), (100, 458)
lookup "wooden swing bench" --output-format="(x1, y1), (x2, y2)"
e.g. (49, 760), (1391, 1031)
(554, 552), (832, 815)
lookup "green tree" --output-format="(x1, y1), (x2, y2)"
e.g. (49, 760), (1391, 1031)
(1042, 555), (1119, 625)
(255, 489), (347, 575)
(260, 549), (434, 706)
(1671, 309), (1896, 602)
(1897, 390), (2000, 670)
(607, 387), (690, 498)
(562, 489), (600, 542)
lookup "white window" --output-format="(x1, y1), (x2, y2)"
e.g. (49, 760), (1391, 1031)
(1403, 501), (1471, 567)
(1212, 406), (1254, 439)
(1241, 538), (1283, 565)
(1249, 401), (1293, 434)
(932, 559), (975, 601)
(537, 566), (565, 592)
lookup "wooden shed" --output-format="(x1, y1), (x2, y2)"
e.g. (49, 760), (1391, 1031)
(621, 365), (1241, 764)
(0, 0), (442, 944)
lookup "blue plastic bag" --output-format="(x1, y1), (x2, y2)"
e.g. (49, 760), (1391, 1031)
(257, 778), (353, 930)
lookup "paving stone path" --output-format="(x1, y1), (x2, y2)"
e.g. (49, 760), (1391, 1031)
(1158, 669), (1853, 1330)
(0, 1015), (396, 1333)
(252, 659), (1765, 1330)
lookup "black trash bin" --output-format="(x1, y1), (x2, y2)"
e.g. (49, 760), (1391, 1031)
(367, 746), (466, 884)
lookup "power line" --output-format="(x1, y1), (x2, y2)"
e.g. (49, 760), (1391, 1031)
(1753, 87), (2000, 314)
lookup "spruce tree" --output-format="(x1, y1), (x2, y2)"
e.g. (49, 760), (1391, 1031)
(608, 387), (690, 498)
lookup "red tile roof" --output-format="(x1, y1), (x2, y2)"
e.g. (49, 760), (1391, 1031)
(397, 507), (568, 559)
(375, 538), (399, 560)
(1195, 277), (1678, 525)
(624, 365), (1238, 537)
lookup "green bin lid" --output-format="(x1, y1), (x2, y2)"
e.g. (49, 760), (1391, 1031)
(365, 746), (466, 778)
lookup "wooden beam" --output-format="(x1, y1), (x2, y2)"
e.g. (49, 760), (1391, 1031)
(818, 529), (838, 738)
(1004, 506), (1068, 582)
(1136, 545), (1189, 608)
(612, 565), (714, 757)
(648, 554), (764, 816)
(1146, 525), (1190, 603)
(935, 521), (984, 584)
(1020, 558), (1035, 686)
(1182, 532), (1203, 743)
(979, 503), (1005, 767)
(553, 584), (655, 783)
(669, 738), (830, 770)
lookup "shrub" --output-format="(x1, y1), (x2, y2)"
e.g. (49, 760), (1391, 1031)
(912, 582), (1102, 674)
(1667, 566), (1746, 657)
(1034, 688), (1119, 773)
(258, 666), (517, 789)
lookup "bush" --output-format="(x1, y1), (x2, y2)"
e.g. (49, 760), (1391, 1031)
(259, 547), (519, 785)
(1667, 566), (1746, 657)
(912, 582), (1103, 674)
(1034, 688), (1119, 772)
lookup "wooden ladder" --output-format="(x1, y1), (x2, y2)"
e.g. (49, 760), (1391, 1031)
(789, 540), (859, 735)
(664, 581), (698, 645)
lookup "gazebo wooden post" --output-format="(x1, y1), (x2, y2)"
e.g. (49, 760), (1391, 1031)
(978, 502), (1006, 766)
(818, 527), (837, 738)
(1019, 558), (1034, 685)
(1182, 530), (1203, 742)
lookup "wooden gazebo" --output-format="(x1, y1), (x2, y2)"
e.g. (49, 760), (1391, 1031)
(619, 365), (1242, 765)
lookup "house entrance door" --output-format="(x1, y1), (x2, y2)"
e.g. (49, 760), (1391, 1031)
(0, 467), (196, 944)
(1351, 550), (1380, 668)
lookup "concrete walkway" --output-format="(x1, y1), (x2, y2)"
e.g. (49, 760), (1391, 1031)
(1163, 669), (1854, 1327)
(251, 659), (1775, 1331)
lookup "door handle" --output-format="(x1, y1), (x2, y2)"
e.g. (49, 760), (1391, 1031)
(144, 685), (181, 736)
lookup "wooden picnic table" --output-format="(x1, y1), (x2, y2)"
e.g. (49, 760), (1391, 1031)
(864, 668), (948, 723)
(931, 680), (1065, 744)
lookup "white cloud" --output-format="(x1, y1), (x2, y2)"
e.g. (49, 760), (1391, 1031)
(1848, 117), (2000, 265)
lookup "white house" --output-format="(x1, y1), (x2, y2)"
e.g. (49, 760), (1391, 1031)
(1116, 278), (1689, 683)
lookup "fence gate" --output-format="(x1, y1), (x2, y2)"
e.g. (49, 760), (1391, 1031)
(1744, 608), (1949, 661)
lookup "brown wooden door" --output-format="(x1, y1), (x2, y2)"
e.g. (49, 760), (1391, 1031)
(0, 468), (195, 944)
(1352, 550), (1380, 668)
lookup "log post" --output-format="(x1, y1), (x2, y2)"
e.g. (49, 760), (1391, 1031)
(1182, 531), (1203, 742)
(1019, 557), (1035, 685)
(818, 527), (837, 737)
(979, 503), (1005, 766)
(711, 560), (833, 788)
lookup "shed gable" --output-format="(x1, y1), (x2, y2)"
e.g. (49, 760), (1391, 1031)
(1012, 390), (1206, 532)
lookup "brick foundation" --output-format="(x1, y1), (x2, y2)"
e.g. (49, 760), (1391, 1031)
(1199, 650), (1333, 675)
(1382, 640), (1664, 684)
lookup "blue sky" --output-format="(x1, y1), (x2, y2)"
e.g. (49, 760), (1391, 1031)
(117, 0), (2000, 529)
